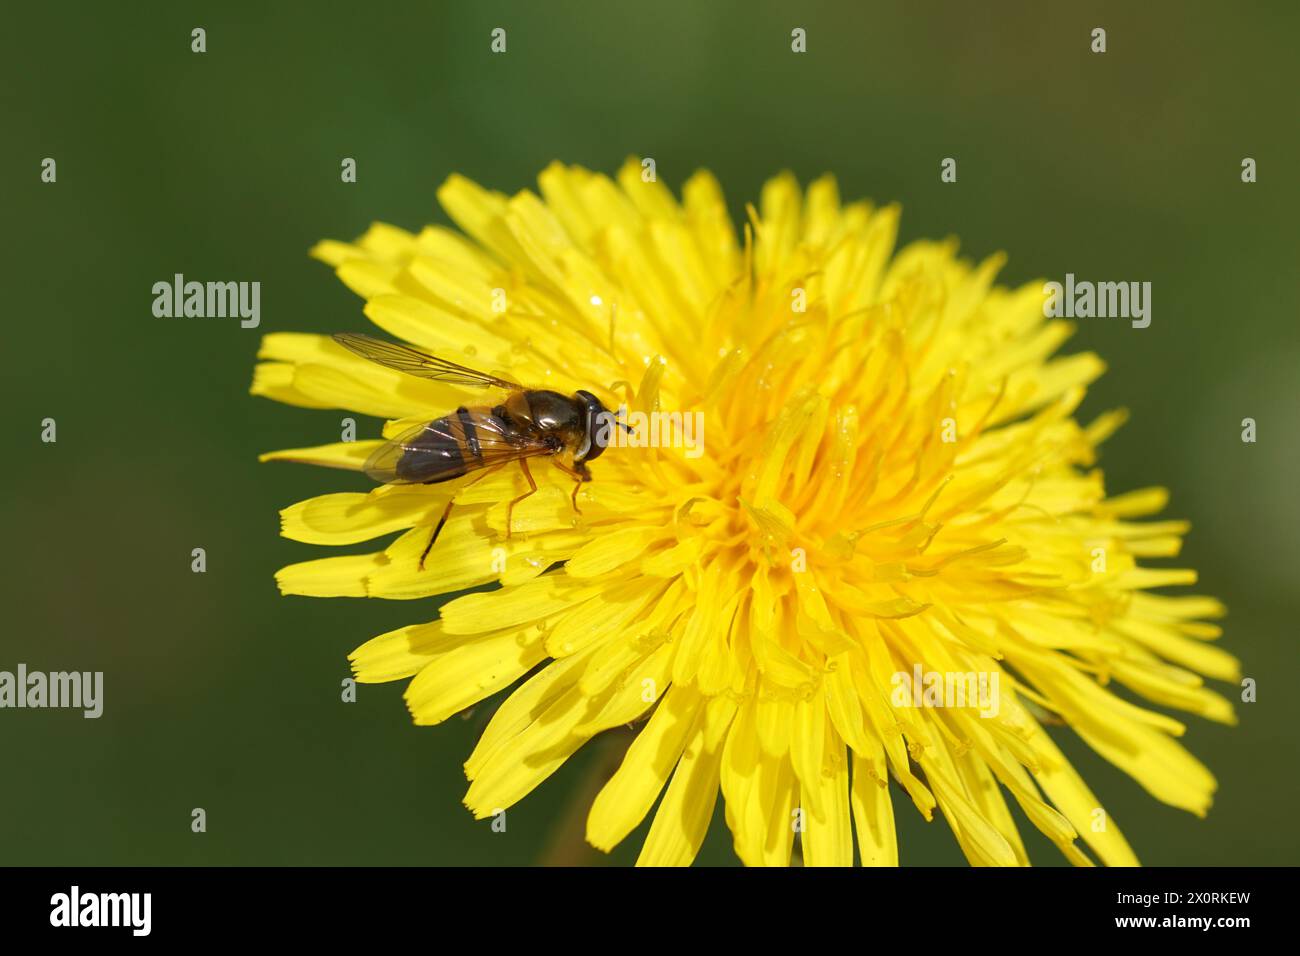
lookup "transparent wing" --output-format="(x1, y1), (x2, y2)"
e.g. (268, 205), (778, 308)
(364, 412), (554, 484)
(333, 333), (519, 389)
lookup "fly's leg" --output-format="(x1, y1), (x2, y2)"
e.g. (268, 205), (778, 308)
(505, 458), (538, 539)
(552, 460), (591, 516)
(419, 464), (506, 571)
(418, 497), (455, 571)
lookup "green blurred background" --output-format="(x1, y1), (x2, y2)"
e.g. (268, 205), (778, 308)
(1, 0), (1295, 866)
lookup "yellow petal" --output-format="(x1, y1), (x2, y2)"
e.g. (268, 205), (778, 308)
(280, 488), (443, 545)
(637, 696), (736, 866)
(566, 526), (671, 578)
(465, 652), (589, 781)
(404, 624), (548, 725)
(276, 552), (382, 598)
(586, 684), (703, 852)
(440, 574), (604, 635)
(462, 655), (598, 817)
(800, 732), (854, 867)
(849, 750), (898, 866)
(259, 440), (381, 471)
(349, 620), (451, 683)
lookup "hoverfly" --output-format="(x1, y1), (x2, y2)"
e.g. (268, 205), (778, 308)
(332, 332), (627, 569)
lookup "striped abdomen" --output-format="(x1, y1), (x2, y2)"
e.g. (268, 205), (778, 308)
(364, 406), (507, 485)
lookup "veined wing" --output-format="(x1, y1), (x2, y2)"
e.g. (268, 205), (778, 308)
(333, 333), (519, 390)
(364, 411), (555, 484)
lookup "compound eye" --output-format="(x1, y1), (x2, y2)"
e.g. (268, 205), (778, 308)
(573, 389), (608, 463)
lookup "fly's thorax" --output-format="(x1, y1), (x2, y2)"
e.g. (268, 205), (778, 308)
(522, 390), (583, 430)
(520, 389), (585, 449)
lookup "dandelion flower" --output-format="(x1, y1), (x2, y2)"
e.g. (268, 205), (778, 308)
(252, 161), (1239, 866)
